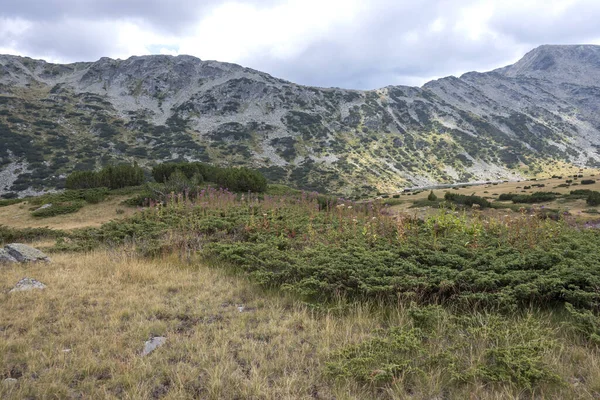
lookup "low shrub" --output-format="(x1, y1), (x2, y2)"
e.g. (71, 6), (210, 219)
(66, 163), (144, 190)
(29, 188), (109, 206)
(31, 201), (85, 218)
(0, 225), (66, 244)
(444, 192), (490, 208)
(83, 189), (108, 204)
(581, 179), (596, 185)
(498, 193), (517, 201)
(327, 310), (561, 389)
(0, 198), (23, 207)
(511, 192), (560, 204)
(54, 189), (600, 347)
(152, 161), (267, 193)
(587, 191), (600, 206)
(567, 189), (594, 199)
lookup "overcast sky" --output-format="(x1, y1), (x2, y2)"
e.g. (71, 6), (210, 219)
(2, 0), (600, 89)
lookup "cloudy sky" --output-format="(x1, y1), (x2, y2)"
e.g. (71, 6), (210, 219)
(1, 0), (600, 89)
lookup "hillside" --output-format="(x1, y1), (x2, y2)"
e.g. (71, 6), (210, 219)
(2, 45), (600, 197)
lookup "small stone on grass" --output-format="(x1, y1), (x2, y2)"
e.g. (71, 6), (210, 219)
(142, 336), (166, 356)
(9, 278), (47, 293)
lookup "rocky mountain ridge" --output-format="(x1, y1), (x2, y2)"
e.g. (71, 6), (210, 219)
(1, 44), (600, 196)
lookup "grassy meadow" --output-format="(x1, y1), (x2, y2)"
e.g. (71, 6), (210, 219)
(2, 177), (600, 399)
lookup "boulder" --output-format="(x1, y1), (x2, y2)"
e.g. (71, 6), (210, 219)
(142, 336), (166, 356)
(9, 278), (47, 293)
(0, 248), (17, 264)
(35, 203), (52, 211)
(5, 243), (50, 263)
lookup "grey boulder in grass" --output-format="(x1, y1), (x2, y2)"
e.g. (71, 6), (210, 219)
(0, 248), (17, 264)
(4, 243), (50, 263)
(9, 278), (47, 292)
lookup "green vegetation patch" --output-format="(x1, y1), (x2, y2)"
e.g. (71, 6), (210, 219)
(31, 201), (85, 218)
(444, 192), (491, 208)
(66, 163), (144, 190)
(327, 306), (561, 390)
(0, 225), (66, 245)
(510, 192), (561, 204)
(61, 191), (600, 326)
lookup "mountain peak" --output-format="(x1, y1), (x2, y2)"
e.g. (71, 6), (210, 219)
(498, 44), (600, 84)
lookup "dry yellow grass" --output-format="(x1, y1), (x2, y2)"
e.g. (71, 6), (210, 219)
(391, 172), (600, 219)
(0, 195), (136, 230)
(2, 250), (600, 399)
(0, 250), (379, 399)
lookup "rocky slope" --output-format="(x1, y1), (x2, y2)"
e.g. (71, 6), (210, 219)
(1, 45), (600, 197)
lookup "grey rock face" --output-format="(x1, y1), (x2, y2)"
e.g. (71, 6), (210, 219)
(0, 248), (17, 264)
(9, 278), (47, 292)
(5, 243), (50, 263)
(142, 336), (166, 356)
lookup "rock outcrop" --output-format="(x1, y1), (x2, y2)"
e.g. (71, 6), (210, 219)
(0, 248), (17, 263)
(3, 243), (50, 263)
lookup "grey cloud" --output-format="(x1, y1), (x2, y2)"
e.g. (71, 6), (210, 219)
(12, 20), (120, 61)
(488, 0), (600, 45)
(242, 0), (522, 89)
(1, 0), (212, 33)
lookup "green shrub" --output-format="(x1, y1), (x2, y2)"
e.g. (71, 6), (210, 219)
(65, 171), (101, 189)
(0, 198), (23, 207)
(581, 179), (595, 185)
(566, 189), (594, 200)
(0, 225), (66, 245)
(55, 189), (600, 347)
(152, 161), (267, 193)
(498, 193), (517, 201)
(66, 163), (144, 190)
(444, 192), (490, 208)
(586, 191), (600, 206)
(31, 201), (85, 218)
(327, 310), (561, 390)
(427, 191), (437, 201)
(29, 188), (109, 206)
(122, 193), (152, 207)
(511, 192), (560, 204)
(83, 188), (108, 204)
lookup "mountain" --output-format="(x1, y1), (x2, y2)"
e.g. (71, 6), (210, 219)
(1, 44), (600, 197)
